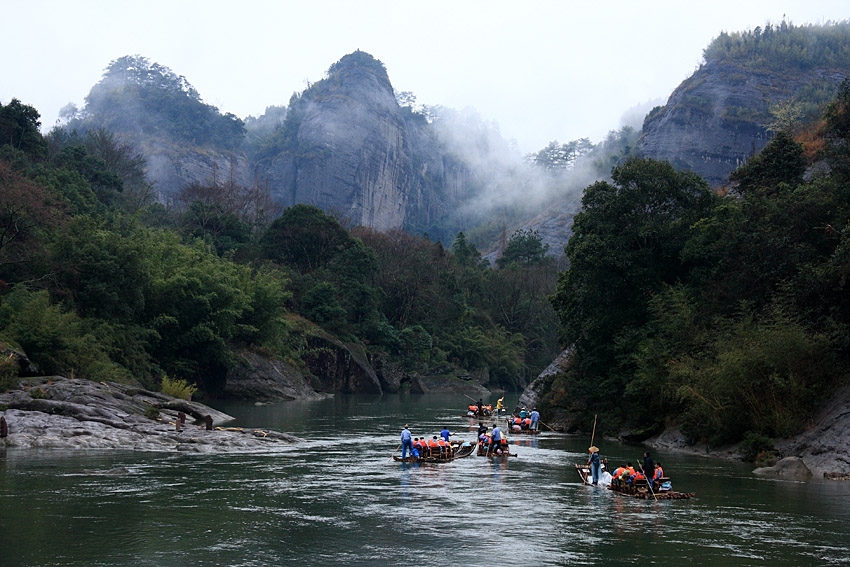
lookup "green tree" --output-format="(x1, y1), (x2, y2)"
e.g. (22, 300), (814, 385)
(261, 204), (353, 273)
(0, 99), (47, 157)
(550, 158), (716, 414)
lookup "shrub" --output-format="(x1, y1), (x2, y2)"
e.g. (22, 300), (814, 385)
(160, 376), (197, 400)
(739, 432), (776, 463)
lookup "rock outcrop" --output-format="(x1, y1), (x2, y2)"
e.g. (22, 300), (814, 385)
(752, 456), (813, 480)
(259, 51), (476, 233)
(518, 347), (572, 411)
(223, 350), (324, 402)
(302, 333), (382, 394)
(0, 377), (299, 452)
(142, 140), (253, 198)
(636, 59), (846, 187)
(775, 384), (850, 475)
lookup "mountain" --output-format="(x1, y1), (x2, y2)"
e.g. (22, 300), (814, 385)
(65, 52), (482, 239)
(636, 22), (850, 186)
(255, 51), (474, 232)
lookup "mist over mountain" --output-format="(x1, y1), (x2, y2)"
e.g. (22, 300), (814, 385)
(58, 21), (850, 258)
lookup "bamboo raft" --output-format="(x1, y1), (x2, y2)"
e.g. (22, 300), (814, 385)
(504, 417), (541, 434)
(574, 464), (694, 500)
(477, 442), (517, 457)
(393, 441), (475, 463)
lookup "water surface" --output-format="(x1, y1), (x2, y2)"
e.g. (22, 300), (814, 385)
(1, 393), (848, 566)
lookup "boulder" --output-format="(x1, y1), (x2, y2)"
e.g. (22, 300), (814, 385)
(0, 340), (40, 377)
(753, 456), (813, 480)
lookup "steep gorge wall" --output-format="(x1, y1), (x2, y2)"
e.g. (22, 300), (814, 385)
(636, 60), (846, 187)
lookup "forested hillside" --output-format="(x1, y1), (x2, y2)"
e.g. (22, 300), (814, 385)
(0, 98), (559, 395)
(542, 80), (850, 451)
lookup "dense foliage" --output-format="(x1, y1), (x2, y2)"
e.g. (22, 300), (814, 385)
(65, 56), (245, 149)
(0, 98), (558, 394)
(546, 82), (850, 446)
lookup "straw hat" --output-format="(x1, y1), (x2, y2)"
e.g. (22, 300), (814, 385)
(588, 446), (599, 453)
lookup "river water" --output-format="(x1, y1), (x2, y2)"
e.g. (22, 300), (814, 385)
(1, 393), (848, 566)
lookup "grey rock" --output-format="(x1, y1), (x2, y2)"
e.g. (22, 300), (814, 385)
(224, 350), (324, 402)
(0, 377), (299, 453)
(776, 384), (850, 475)
(518, 347), (573, 410)
(302, 333), (382, 394)
(753, 456), (813, 480)
(636, 59), (846, 187)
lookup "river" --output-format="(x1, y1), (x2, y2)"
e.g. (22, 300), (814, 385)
(1, 392), (848, 566)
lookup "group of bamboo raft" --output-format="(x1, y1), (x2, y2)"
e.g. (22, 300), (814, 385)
(394, 404), (695, 501)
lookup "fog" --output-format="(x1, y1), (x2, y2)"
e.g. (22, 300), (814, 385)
(4, 1), (847, 155)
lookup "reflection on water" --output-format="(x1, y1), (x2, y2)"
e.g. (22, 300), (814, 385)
(0, 393), (849, 566)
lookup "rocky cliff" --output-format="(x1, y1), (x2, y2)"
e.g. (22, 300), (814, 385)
(636, 59), (846, 187)
(257, 51), (476, 233)
(142, 140), (254, 199)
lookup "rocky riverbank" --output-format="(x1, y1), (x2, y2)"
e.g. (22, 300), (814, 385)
(646, 383), (850, 479)
(0, 377), (299, 453)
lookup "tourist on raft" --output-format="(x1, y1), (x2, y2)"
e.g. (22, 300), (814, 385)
(488, 423), (503, 455)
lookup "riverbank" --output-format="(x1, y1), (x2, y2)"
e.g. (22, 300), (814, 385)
(0, 377), (299, 453)
(647, 384), (850, 479)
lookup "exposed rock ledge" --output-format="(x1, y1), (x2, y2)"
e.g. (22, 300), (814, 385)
(0, 377), (299, 453)
(646, 382), (850, 479)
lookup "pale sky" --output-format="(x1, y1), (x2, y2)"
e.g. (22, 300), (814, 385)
(2, 0), (847, 153)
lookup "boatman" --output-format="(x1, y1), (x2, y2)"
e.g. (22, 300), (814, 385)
(643, 451), (656, 488)
(489, 423), (502, 455)
(441, 426), (452, 443)
(495, 396), (505, 415)
(401, 425), (413, 459)
(587, 446), (601, 485)
(530, 408), (540, 431)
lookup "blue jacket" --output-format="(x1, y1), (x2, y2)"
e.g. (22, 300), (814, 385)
(441, 429), (451, 442)
(401, 429), (412, 442)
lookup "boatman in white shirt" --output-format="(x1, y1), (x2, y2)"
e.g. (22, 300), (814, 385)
(401, 424), (413, 459)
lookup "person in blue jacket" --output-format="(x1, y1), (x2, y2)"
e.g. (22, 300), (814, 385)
(530, 408), (540, 431)
(441, 426), (452, 443)
(401, 424), (413, 459)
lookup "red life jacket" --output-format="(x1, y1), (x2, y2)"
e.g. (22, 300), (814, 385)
(655, 467), (664, 479)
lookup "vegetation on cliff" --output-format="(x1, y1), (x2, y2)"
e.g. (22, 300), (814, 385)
(64, 55), (245, 149)
(0, 98), (557, 394)
(545, 81), (850, 446)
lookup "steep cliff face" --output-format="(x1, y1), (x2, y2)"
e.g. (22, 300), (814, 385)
(636, 59), (845, 187)
(142, 140), (253, 198)
(260, 52), (413, 230)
